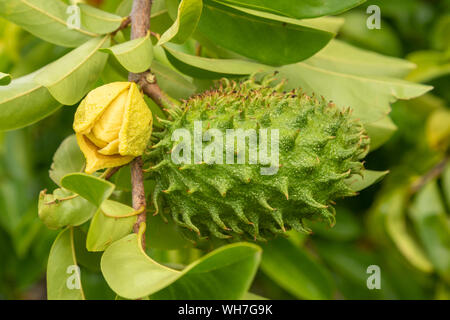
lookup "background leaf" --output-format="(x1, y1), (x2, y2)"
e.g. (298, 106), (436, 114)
(86, 200), (136, 252)
(49, 135), (85, 187)
(38, 188), (96, 229)
(346, 170), (389, 192)
(101, 231), (261, 299)
(101, 32), (153, 73)
(164, 45), (269, 78)
(61, 173), (115, 207)
(195, 0), (334, 66)
(216, 0), (365, 19)
(0, 0), (96, 47)
(260, 237), (334, 300)
(35, 36), (110, 105)
(0, 70), (61, 131)
(47, 228), (84, 300)
(78, 3), (124, 34)
(0, 72), (11, 85)
(158, 0), (203, 45)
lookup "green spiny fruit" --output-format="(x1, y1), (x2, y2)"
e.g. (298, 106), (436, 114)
(146, 75), (369, 241)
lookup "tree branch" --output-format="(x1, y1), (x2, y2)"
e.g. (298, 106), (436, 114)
(128, 0), (153, 248)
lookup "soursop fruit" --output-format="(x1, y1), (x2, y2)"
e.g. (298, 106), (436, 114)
(146, 75), (369, 241)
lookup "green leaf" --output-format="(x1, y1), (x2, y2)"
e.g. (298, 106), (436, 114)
(101, 32), (153, 73)
(47, 228), (85, 300)
(196, 0), (334, 66)
(49, 135), (85, 187)
(277, 62), (432, 123)
(61, 173), (115, 207)
(35, 36), (110, 105)
(216, 0), (365, 19)
(340, 11), (402, 57)
(378, 188), (434, 273)
(164, 45), (270, 78)
(260, 237), (334, 300)
(0, 70), (61, 131)
(365, 116), (397, 151)
(38, 188), (97, 229)
(221, 4), (344, 34)
(0, 72), (11, 85)
(0, 0), (96, 47)
(78, 3), (124, 34)
(73, 228), (102, 271)
(443, 163), (450, 209)
(406, 50), (450, 83)
(146, 213), (193, 250)
(306, 40), (416, 78)
(101, 229), (261, 299)
(410, 181), (450, 282)
(152, 60), (196, 99)
(86, 200), (137, 252)
(158, 0), (202, 45)
(431, 14), (450, 51)
(308, 207), (362, 242)
(346, 170), (389, 192)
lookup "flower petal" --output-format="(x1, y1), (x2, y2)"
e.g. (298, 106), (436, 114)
(77, 134), (134, 174)
(118, 82), (153, 156)
(73, 82), (131, 134)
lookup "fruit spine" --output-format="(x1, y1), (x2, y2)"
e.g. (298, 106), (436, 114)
(146, 75), (370, 241)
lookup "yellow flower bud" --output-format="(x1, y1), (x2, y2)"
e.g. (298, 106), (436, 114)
(73, 82), (153, 174)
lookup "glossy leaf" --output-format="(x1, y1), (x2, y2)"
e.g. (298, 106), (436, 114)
(164, 45), (270, 78)
(305, 40), (416, 78)
(101, 32), (153, 73)
(61, 173), (115, 207)
(0, 72), (11, 85)
(0, 0), (96, 47)
(260, 237), (334, 300)
(222, 5), (344, 34)
(101, 227), (261, 299)
(196, 0), (334, 66)
(49, 135), (85, 187)
(0, 70), (61, 131)
(159, 0), (202, 45)
(78, 3), (124, 34)
(277, 62), (432, 123)
(38, 188), (97, 229)
(217, 0), (365, 19)
(86, 200), (137, 252)
(35, 36), (110, 105)
(346, 170), (389, 192)
(47, 228), (85, 300)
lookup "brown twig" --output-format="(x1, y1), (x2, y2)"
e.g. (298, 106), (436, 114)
(128, 0), (153, 249)
(410, 155), (449, 194)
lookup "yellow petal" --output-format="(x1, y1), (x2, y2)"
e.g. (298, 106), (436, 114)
(92, 89), (128, 142)
(118, 82), (153, 156)
(98, 139), (120, 155)
(85, 132), (108, 149)
(73, 82), (131, 134)
(76, 134), (134, 174)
